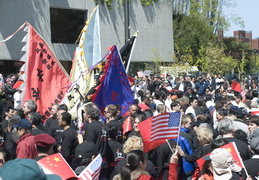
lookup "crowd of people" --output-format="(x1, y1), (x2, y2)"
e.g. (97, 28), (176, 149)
(0, 71), (259, 180)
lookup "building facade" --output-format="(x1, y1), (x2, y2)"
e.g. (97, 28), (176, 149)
(0, 0), (174, 75)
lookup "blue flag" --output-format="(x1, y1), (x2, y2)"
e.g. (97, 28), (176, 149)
(91, 45), (134, 115)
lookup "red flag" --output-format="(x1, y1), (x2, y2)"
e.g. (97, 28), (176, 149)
(139, 103), (149, 111)
(251, 110), (259, 116)
(37, 153), (76, 180)
(23, 24), (71, 121)
(122, 116), (133, 135)
(137, 117), (152, 152)
(231, 81), (242, 92)
(78, 154), (102, 180)
(138, 112), (181, 153)
(128, 76), (135, 86)
(13, 80), (24, 89)
(196, 142), (244, 170)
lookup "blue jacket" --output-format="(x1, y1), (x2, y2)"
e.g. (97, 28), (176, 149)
(174, 127), (194, 176)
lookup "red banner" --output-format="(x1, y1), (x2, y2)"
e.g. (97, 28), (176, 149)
(196, 142), (244, 170)
(23, 24), (71, 120)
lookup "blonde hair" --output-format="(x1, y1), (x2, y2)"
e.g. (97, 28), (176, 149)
(177, 96), (189, 106)
(123, 136), (143, 154)
(196, 124), (213, 145)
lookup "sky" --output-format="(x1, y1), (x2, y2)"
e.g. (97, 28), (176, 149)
(223, 0), (259, 39)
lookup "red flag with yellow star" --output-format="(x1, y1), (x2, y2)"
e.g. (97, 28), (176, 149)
(197, 142), (244, 170)
(37, 153), (76, 179)
(138, 117), (152, 152)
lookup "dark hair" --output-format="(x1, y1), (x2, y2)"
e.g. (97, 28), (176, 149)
(217, 108), (228, 117)
(120, 150), (146, 180)
(115, 104), (121, 111)
(36, 146), (52, 153)
(5, 106), (14, 113)
(200, 160), (212, 177)
(134, 99), (139, 105)
(61, 112), (72, 125)
(233, 129), (248, 144)
(143, 109), (153, 119)
(211, 138), (229, 150)
(235, 94), (242, 101)
(137, 90), (144, 97)
(197, 97), (205, 107)
(84, 103), (100, 121)
(28, 112), (42, 126)
(186, 113), (195, 122)
(15, 109), (25, 119)
(108, 125), (117, 140)
(170, 101), (180, 109)
(155, 92), (162, 99)
(214, 101), (223, 110)
(58, 104), (68, 112)
(248, 115), (259, 126)
(0, 148), (10, 163)
(133, 112), (146, 122)
(189, 97), (197, 104)
(252, 90), (258, 98)
(205, 94), (212, 101)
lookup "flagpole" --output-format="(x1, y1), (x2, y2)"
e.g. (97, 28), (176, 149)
(176, 112), (182, 146)
(232, 142), (249, 177)
(126, 31), (139, 74)
(166, 139), (175, 153)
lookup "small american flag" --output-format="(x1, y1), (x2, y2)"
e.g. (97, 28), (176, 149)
(78, 154), (102, 180)
(150, 112), (181, 142)
(208, 106), (215, 117)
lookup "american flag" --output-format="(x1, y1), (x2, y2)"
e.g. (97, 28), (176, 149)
(78, 154), (102, 180)
(208, 106), (215, 117)
(150, 112), (181, 142)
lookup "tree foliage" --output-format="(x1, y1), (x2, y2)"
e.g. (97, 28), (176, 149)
(173, 14), (215, 66)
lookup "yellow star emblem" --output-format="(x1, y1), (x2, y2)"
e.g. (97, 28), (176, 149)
(227, 147), (232, 152)
(53, 157), (60, 162)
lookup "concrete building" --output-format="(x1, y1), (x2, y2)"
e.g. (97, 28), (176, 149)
(0, 0), (174, 75)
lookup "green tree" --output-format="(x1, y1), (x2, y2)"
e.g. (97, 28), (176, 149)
(173, 14), (215, 66)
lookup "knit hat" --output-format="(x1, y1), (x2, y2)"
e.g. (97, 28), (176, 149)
(0, 159), (61, 180)
(35, 134), (56, 148)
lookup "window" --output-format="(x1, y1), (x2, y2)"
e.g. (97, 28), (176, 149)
(50, 8), (86, 44)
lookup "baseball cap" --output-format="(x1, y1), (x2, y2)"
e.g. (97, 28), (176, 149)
(0, 159), (61, 180)
(75, 142), (98, 159)
(12, 118), (32, 129)
(35, 134), (56, 148)
(229, 105), (238, 114)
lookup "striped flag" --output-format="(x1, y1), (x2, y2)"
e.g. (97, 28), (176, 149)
(138, 112), (181, 152)
(208, 106), (215, 116)
(78, 154), (102, 180)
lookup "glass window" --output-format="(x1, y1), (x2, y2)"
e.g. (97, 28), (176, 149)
(50, 8), (86, 44)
